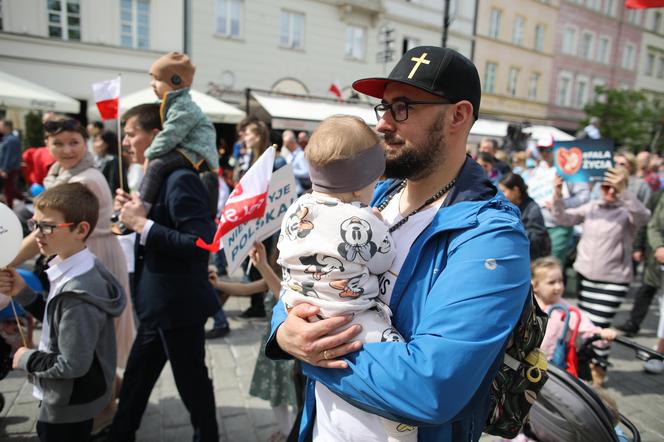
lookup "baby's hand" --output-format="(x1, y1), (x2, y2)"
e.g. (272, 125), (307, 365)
(12, 346), (28, 370)
(600, 328), (618, 341)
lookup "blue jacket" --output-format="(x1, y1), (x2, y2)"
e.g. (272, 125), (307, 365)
(0, 133), (21, 172)
(133, 167), (220, 329)
(266, 157), (531, 441)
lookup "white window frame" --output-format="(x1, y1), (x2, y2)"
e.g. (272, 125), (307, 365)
(47, 0), (81, 41)
(556, 71), (573, 107)
(562, 25), (578, 56)
(512, 16), (525, 46)
(402, 36), (421, 55)
(658, 57), (664, 79)
(216, 0), (243, 38)
(484, 62), (497, 93)
(653, 11), (662, 33)
(603, 0), (617, 17)
(586, 0), (600, 11)
(120, 0), (150, 49)
(344, 25), (366, 61)
(579, 31), (595, 60)
(528, 72), (540, 100)
(507, 66), (519, 96)
(646, 52), (655, 76)
(534, 23), (545, 52)
(592, 78), (606, 102)
(596, 35), (611, 65)
(489, 8), (501, 39)
(621, 42), (636, 70)
(575, 75), (590, 109)
(279, 10), (305, 50)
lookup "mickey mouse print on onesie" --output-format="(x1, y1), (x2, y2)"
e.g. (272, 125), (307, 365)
(276, 115), (418, 442)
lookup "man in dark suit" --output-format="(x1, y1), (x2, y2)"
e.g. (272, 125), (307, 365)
(109, 103), (219, 442)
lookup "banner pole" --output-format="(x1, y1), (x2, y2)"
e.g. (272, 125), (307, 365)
(116, 74), (124, 192)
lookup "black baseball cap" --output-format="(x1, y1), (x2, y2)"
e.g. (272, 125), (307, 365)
(353, 46), (481, 120)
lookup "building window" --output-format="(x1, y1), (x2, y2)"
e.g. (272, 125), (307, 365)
(507, 67), (519, 96)
(596, 36), (611, 65)
(534, 24), (545, 52)
(512, 16), (525, 46)
(489, 8), (501, 39)
(621, 43), (636, 70)
(591, 78), (606, 101)
(280, 10), (304, 50)
(528, 72), (540, 100)
(627, 9), (642, 26)
(653, 12), (662, 33)
(345, 25), (366, 60)
(556, 71), (572, 106)
(120, 0), (149, 49)
(658, 57), (664, 79)
(562, 26), (577, 55)
(216, 0), (242, 38)
(586, 0), (600, 11)
(48, 0), (81, 40)
(646, 52), (655, 76)
(484, 62), (497, 93)
(402, 36), (421, 55)
(603, 0), (616, 17)
(579, 31), (594, 60)
(575, 77), (589, 108)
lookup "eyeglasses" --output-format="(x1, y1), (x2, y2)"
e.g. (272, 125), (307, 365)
(374, 99), (452, 123)
(43, 119), (82, 135)
(27, 219), (74, 235)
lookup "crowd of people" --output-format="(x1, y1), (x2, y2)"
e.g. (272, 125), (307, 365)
(0, 44), (661, 442)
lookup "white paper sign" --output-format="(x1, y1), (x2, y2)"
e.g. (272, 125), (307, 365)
(221, 164), (297, 273)
(525, 167), (556, 208)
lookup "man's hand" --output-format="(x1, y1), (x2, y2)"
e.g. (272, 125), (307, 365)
(603, 167), (628, 194)
(12, 346), (28, 369)
(552, 174), (564, 201)
(0, 268), (27, 297)
(119, 194), (148, 234)
(276, 303), (363, 369)
(114, 188), (132, 212)
(655, 247), (664, 264)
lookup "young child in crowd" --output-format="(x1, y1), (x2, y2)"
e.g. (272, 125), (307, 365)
(531, 256), (617, 386)
(140, 51), (218, 207)
(0, 182), (126, 442)
(277, 115), (416, 442)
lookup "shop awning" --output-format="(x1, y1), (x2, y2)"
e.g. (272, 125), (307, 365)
(87, 88), (245, 124)
(472, 119), (574, 141)
(0, 70), (80, 113)
(252, 92), (376, 131)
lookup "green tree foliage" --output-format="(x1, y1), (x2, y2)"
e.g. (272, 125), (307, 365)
(23, 111), (44, 149)
(582, 86), (664, 152)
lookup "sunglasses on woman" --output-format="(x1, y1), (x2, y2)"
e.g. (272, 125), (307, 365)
(43, 119), (83, 135)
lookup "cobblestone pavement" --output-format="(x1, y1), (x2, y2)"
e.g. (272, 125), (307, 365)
(1, 283), (663, 441)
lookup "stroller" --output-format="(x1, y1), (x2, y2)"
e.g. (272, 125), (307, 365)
(525, 305), (664, 441)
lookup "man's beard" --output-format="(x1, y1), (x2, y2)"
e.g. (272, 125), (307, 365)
(384, 116), (446, 180)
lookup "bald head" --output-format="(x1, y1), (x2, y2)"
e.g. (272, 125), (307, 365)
(282, 130), (297, 152)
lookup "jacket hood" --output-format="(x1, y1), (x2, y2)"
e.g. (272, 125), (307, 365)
(57, 260), (127, 317)
(160, 87), (191, 122)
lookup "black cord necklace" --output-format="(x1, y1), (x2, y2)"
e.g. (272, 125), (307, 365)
(378, 178), (456, 233)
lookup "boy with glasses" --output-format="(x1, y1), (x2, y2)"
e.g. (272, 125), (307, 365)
(0, 182), (126, 442)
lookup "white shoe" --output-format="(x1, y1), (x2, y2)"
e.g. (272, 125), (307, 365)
(644, 358), (664, 374)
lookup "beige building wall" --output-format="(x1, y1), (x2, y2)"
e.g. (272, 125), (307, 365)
(474, 0), (559, 123)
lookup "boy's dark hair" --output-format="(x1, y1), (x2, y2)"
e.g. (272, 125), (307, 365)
(478, 151), (495, 164)
(91, 121), (104, 130)
(34, 183), (99, 240)
(99, 130), (119, 156)
(122, 103), (162, 132)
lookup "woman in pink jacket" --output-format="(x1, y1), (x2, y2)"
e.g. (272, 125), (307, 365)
(551, 168), (650, 373)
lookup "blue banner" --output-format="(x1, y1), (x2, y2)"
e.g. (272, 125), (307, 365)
(553, 139), (614, 183)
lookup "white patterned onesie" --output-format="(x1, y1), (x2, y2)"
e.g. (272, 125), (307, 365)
(277, 193), (417, 442)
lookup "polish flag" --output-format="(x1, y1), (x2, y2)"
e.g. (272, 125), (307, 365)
(197, 146), (276, 252)
(626, 0), (664, 7)
(92, 78), (121, 121)
(329, 81), (342, 100)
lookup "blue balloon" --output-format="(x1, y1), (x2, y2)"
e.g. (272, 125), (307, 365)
(30, 184), (45, 197)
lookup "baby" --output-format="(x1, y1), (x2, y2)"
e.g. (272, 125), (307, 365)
(141, 51), (218, 206)
(277, 115), (416, 442)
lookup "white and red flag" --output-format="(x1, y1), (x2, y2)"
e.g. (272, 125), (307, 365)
(329, 80), (342, 100)
(197, 146), (276, 252)
(92, 77), (121, 120)
(626, 0), (664, 8)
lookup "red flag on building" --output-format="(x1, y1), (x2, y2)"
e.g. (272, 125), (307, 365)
(196, 146), (276, 252)
(329, 81), (342, 100)
(625, 0), (664, 8)
(92, 77), (121, 120)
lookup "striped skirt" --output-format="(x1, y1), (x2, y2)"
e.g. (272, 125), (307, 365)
(577, 273), (630, 358)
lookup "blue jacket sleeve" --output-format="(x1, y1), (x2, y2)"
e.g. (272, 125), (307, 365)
(145, 171), (214, 260)
(265, 294), (292, 360)
(302, 212), (531, 426)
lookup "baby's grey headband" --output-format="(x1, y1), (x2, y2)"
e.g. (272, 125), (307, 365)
(309, 143), (386, 194)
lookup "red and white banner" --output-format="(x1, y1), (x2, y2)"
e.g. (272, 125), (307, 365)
(329, 81), (342, 100)
(197, 146), (276, 252)
(625, 0), (664, 8)
(92, 77), (121, 120)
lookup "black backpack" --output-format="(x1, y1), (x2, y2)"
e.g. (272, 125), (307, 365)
(484, 286), (550, 438)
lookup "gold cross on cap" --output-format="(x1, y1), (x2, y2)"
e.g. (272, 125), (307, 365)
(408, 53), (430, 79)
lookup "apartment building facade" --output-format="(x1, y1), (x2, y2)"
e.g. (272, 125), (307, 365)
(635, 7), (664, 102)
